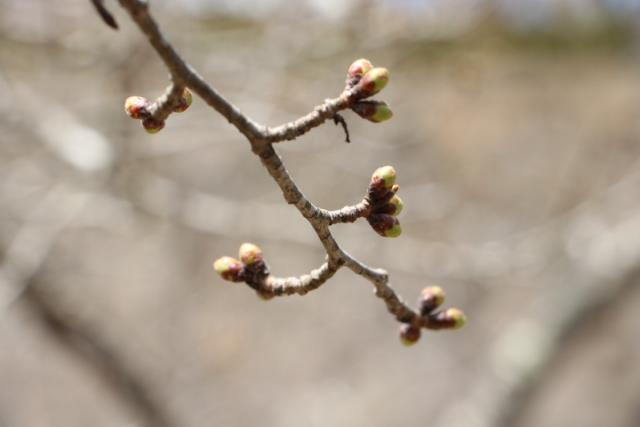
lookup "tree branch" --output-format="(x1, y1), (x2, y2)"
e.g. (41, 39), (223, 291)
(263, 93), (356, 143)
(256, 261), (341, 297)
(117, 0), (263, 141)
(114, 0), (465, 343)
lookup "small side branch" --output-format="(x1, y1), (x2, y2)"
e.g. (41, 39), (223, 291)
(264, 92), (355, 143)
(322, 200), (371, 225)
(117, 0), (263, 141)
(256, 261), (342, 297)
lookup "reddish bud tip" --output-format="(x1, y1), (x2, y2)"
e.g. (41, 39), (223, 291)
(399, 324), (421, 346)
(368, 214), (402, 238)
(213, 256), (244, 282)
(173, 88), (193, 113)
(431, 308), (467, 330)
(347, 58), (374, 79)
(124, 96), (150, 119)
(446, 308), (466, 329)
(351, 100), (393, 123)
(239, 242), (263, 266)
(419, 286), (445, 315)
(142, 117), (165, 134)
(357, 67), (389, 97)
(371, 165), (396, 189)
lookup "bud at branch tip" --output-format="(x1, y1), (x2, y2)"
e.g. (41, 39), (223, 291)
(173, 88), (193, 113)
(239, 242), (263, 266)
(142, 117), (165, 134)
(358, 67), (389, 97)
(371, 165), (396, 189)
(399, 324), (421, 346)
(348, 58), (374, 79)
(351, 100), (393, 123)
(213, 256), (244, 282)
(419, 286), (445, 315)
(124, 96), (149, 119)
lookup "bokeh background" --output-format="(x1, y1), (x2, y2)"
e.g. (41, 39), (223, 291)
(1, 1), (640, 426)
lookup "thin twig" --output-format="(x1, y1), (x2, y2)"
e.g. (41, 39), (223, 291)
(258, 261), (341, 296)
(91, 0), (119, 29)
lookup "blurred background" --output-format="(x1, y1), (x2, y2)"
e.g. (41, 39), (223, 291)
(1, 0), (640, 426)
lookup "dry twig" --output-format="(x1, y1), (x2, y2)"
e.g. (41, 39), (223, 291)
(111, 0), (465, 343)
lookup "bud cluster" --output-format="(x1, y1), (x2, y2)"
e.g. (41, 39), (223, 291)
(213, 243), (273, 299)
(346, 58), (393, 123)
(366, 166), (403, 238)
(123, 88), (193, 134)
(399, 285), (466, 346)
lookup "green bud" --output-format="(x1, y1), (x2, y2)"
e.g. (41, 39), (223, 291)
(399, 324), (421, 346)
(357, 67), (389, 97)
(419, 286), (445, 315)
(446, 308), (466, 329)
(368, 214), (402, 238)
(384, 221), (402, 238)
(213, 256), (244, 282)
(239, 242), (263, 265)
(142, 117), (165, 134)
(347, 58), (374, 79)
(388, 195), (404, 216)
(351, 100), (393, 123)
(371, 165), (396, 189)
(431, 307), (466, 330)
(124, 96), (150, 119)
(173, 88), (193, 113)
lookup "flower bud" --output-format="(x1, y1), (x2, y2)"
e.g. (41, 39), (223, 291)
(431, 308), (466, 330)
(368, 214), (402, 238)
(213, 256), (244, 282)
(173, 88), (193, 113)
(347, 58), (373, 79)
(419, 286), (445, 315)
(446, 308), (466, 329)
(399, 324), (421, 346)
(384, 221), (402, 238)
(142, 117), (165, 134)
(371, 165), (396, 189)
(124, 96), (150, 119)
(357, 67), (389, 97)
(387, 195), (404, 216)
(351, 100), (393, 123)
(239, 242), (263, 266)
